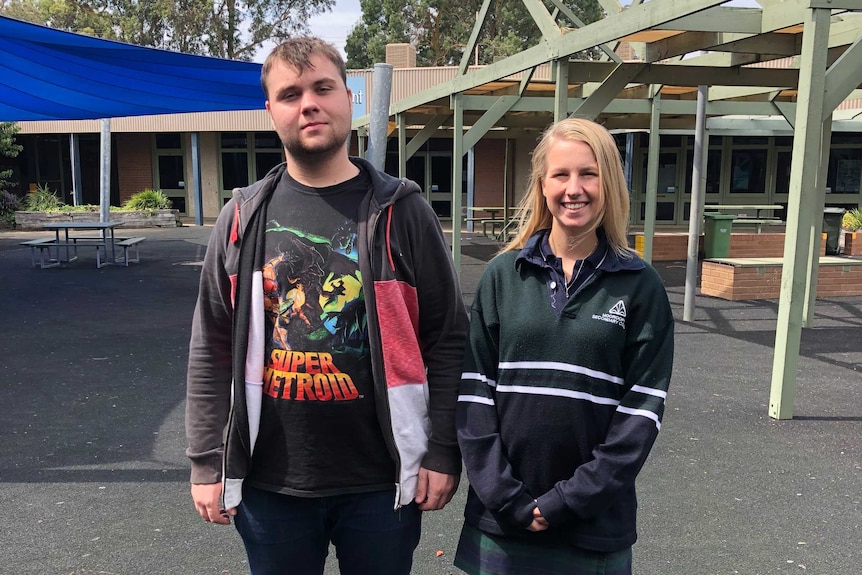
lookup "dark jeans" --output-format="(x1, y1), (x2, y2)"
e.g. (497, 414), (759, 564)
(234, 484), (422, 575)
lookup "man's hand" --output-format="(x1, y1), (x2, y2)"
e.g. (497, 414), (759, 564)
(191, 483), (236, 525)
(527, 505), (549, 532)
(414, 468), (460, 511)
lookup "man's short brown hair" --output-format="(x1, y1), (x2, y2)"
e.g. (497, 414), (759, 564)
(261, 37), (347, 98)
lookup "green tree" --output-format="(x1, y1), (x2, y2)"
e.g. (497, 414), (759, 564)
(345, 0), (413, 68)
(346, 0), (603, 68)
(0, 122), (23, 192)
(0, 0), (117, 38)
(0, 0), (335, 61)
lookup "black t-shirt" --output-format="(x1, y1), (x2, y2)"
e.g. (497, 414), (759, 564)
(247, 168), (395, 496)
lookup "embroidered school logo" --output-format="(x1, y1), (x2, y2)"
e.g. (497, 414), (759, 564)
(608, 300), (626, 318)
(592, 300), (627, 329)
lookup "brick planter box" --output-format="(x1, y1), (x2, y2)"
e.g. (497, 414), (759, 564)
(701, 256), (862, 301)
(14, 210), (180, 230)
(843, 231), (862, 256)
(633, 232), (824, 261)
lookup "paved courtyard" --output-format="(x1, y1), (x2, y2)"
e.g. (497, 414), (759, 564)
(1, 225), (860, 575)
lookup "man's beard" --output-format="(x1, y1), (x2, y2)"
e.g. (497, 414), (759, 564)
(283, 131), (348, 166)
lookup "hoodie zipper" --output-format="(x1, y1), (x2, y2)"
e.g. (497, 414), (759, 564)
(365, 192), (404, 510)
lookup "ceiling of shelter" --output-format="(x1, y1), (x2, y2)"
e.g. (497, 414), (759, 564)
(359, 0), (862, 137)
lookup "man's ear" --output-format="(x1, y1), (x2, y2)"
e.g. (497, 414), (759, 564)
(265, 101), (276, 131)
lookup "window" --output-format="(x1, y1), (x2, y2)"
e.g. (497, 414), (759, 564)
(156, 133), (182, 149)
(157, 156), (184, 189)
(729, 149), (767, 193)
(219, 132), (283, 200)
(775, 151), (792, 195)
(222, 152), (249, 190)
(685, 149), (722, 194)
(153, 133), (187, 214)
(826, 148), (862, 193)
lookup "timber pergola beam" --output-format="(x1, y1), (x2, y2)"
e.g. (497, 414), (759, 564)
(349, 0), (862, 421)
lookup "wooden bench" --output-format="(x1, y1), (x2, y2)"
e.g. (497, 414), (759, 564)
(115, 236), (146, 266)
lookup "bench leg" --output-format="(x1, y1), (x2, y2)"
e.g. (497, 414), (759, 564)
(118, 243), (141, 266)
(36, 246), (60, 269)
(126, 243), (140, 265)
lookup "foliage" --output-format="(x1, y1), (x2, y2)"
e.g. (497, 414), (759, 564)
(0, 0), (335, 61)
(346, 0), (603, 68)
(122, 188), (172, 211)
(1, 122), (23, 192)
(0, 190), (22, 226)
(23, 183), (66, 211)
(842, 208), (862, 231)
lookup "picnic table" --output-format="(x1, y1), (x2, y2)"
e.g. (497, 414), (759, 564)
(704, 204), (784, 233)
(20, 221), (146, 268)
(466, 206), (517, 238)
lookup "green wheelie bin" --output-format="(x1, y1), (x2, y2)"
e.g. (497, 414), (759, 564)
(703, 212), (736, 258)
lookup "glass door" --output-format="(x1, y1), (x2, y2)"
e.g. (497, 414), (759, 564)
(405, 152), (456, 219)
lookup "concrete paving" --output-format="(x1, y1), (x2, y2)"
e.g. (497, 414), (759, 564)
(1, 225), (860, 575)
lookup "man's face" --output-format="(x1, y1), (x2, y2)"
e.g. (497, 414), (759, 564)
(265, 54), (353, 164)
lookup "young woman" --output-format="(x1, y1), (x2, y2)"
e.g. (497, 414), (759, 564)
(455, 118), (674, 575)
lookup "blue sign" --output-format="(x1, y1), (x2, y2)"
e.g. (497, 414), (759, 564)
(347, 76), (366, 120)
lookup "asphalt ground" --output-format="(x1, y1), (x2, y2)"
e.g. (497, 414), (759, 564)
(1, 225), (860, 575)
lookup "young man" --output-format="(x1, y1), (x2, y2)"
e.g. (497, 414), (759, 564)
(185, 37), (468, 575)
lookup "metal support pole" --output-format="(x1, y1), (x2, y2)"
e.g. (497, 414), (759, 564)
(69, 134), (82, 206)
(624, 132), (634, 196)
(642, 93), (662, 263)
(683, 86), (708, 322)
(397, 114), (407, 179)
(191, 132), (204, 226)
(99, 118), (111, 223)
(367, 63), (393, 172)
(467, 147), (475, 233)
(357, 127), (367, 159)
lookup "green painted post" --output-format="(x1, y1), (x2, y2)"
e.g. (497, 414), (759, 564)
(770, 8), (831, 420)
(803, 115), (832, 327)
(452, 94), (464, 274)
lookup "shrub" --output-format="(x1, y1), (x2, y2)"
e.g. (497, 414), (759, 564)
(842, 208), (862, 231)
(23, 183), (66, 211)
(122, 188), (172, 212)
(0, 190), (22, 227)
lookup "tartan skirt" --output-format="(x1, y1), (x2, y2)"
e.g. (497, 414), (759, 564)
(453, 523), (633, 575)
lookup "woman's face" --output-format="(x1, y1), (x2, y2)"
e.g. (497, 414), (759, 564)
(541, 138), (602, 237)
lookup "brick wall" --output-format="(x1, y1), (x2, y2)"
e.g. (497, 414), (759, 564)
(385, 44), (416, 68)
(116, 133), (153, 204)
(473, 139), (507, 207)
(701, 260), (862, 301)
(634, 232), (826, 261)
(634, 233), (701, 260)
(844, 232), (862, 256)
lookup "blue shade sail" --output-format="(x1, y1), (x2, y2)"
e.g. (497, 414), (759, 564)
(0, 15), (265, 121)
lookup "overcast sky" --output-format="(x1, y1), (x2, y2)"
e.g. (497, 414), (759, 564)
(307, 0), (362, 57)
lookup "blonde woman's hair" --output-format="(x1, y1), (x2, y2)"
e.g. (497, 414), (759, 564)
(503, 118), (632, 257)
